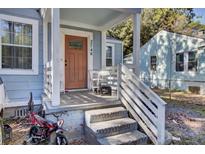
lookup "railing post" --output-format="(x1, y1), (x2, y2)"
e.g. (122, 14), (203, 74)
(157, 104), (166, 144)
(117, 64), (121, 100)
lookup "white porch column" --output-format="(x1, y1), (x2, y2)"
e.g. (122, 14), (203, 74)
(101, 31), (107, 69)
(51, 8), (60, 106)
(133, 13), (141, 77)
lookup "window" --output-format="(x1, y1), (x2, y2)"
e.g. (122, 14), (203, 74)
(0, 14), (38, 75)
(69, 40), (83, 49)
(176, 53), (184, 72)
(188, 51), (197, 71)
(1, 20), (32, 69)
(150, 56), (157, 71)
(106, 45), (114, 67)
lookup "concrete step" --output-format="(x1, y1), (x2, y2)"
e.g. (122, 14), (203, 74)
(85, 107), (128, 126)
(90, 117), (138, 138)
(97, 130), (148, 145)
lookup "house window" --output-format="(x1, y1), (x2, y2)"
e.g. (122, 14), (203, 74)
(106, 45), (114, 67)
(150, 56), (157, 71)
(0, 14), (38, 75)
(1, 20), (32, 69)
(188, 51), (197, 71)
(176, 53), (184, 72)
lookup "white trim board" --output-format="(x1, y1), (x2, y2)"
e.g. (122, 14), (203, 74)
(106, 39), (123, 44)
(60, 28), (93, 92)
(3, 99), (41, 108)
(0, 14), (39, 75)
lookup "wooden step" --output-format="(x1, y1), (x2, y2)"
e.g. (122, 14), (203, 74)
(85, 107), (128, 126)
(97, 130), (148, 145)
(89, 118), (138, 138)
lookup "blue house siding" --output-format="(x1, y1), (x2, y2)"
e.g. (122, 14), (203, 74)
(0, 9), (44, 102)
(140, 31), (172, 87)
(140, 30), (205, 93)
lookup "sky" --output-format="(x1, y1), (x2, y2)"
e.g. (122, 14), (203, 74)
(193, 8), (205, 24)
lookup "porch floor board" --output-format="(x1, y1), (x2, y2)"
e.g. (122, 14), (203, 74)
(44, 91), (121, 113)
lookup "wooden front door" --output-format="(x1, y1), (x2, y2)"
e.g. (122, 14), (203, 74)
(65, 35), (87, 90)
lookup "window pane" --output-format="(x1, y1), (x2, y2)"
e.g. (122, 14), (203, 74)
(2, 45), (32, 69)
(106, 59), (112, 67)
(14, 22), (23, 34)
(106, 46), (113, 66)
(23, 24), (32, 36)
(1, 20), (13, 32)
(106, 46), (112, 58)
(151, 56), (157, 63)
(14, 33), (23, 45)
(14, 47), (32, 69)
(1, 32), (12, 44)
(2, 45), (13, 68)
(22, 35), (32, 46)
(188, 62), (197, 71)
(188, 52), (197, 71)
(150, 56), (157, 71)
(69, 40), (83, 49)
(176, 53), (184, 72)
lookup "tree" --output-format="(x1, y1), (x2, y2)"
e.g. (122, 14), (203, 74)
(107, 8), (197, 57)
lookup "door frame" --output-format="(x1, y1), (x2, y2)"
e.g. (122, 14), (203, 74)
(60, 28), (93, 92)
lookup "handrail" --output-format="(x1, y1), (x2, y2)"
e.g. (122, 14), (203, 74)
(118, 64), (166, 144)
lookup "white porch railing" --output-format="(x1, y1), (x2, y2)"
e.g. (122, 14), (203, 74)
(89, 66), (118, 94)
(44, 62), (52, 99)
(118, 64), (166, 144)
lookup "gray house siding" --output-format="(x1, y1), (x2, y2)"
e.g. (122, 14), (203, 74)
(0, 9), (44, 102)
(140, 30), (205, 94)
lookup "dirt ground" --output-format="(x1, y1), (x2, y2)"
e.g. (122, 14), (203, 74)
(153, 88), (205, 144)
(2, 118), (87, 145)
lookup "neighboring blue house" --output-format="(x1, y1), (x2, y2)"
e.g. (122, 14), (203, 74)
(139, 30), (205, 94)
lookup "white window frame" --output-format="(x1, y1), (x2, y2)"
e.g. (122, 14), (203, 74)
(187, 51), (198, 72)
(174, 50), (198, 73)
(175, 52), (185, 72)
(0, 14), (39, 75)
(105, 43), (115, 67)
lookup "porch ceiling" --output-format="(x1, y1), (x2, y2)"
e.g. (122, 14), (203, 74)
(59, 8), (141, 31)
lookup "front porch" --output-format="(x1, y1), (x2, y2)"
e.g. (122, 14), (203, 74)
(44, 90), (121, 113)
(41, 8), (141, 107)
